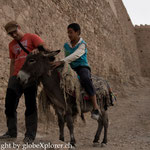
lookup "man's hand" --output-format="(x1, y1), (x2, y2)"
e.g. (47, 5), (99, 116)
(50, 61), (64, 69)
(31, 49), (39, 54)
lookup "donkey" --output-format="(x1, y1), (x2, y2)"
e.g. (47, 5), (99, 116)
(17, 50), (114, 147)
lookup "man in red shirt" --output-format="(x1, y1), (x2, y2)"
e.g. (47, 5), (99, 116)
(0, 21), (45, 143)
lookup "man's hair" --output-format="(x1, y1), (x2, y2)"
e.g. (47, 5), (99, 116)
(67, 23), (81, 35)
(5, 21), (19, 33)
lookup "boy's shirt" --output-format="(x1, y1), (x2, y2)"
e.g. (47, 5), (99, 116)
(62, 38), (86, 63)
(63, 37), (89, 69)
(9, 33), (44, 76)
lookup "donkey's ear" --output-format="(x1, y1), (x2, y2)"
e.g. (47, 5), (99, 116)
(50, 50), (61, 56)
(41, 50), (61, 57)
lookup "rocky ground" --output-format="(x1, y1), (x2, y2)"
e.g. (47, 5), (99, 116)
(0, 77), (150, 150)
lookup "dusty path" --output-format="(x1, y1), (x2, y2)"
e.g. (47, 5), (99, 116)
(67, 78), (150, 150)
(0, 78), (150, 150)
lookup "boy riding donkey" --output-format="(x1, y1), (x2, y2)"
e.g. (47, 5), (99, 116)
(52, 23), (101, 120)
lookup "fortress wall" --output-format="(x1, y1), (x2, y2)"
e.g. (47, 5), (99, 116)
(135, 25), (150, 77)
(0, 0), (143, 100)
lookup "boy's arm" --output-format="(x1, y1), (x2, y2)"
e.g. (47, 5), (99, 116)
(50, 44), (86, 69)
(62, 44), (85, 63)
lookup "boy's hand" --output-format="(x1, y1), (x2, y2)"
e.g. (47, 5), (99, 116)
(50, 61), (64, 69)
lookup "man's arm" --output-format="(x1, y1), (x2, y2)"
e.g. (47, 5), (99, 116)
(31, 34), (50, 52)
(37, 43), (50, 52)
(10, 59), (15, 77)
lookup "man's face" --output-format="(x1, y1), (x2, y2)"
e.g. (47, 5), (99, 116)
(67, 28), (79, 42)
(8, 28), (22, 41)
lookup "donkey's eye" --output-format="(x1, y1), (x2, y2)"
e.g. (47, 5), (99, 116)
(28, 59), (36, 64)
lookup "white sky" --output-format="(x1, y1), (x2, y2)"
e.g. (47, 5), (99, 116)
(122, 0), (150, 25)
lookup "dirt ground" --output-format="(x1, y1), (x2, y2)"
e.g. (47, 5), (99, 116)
(0, 77), (150, 150)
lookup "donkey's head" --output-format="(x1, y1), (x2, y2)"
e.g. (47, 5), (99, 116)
(17, 50), (60, 85)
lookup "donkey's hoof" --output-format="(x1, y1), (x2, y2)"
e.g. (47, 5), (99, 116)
(70, 143), (76, 147)
(69, 144), (76, 150)
(93, 142), (100, 147)
(59, 137), (64, 141)
(101, 142), (107, 147)
(69, 146), (76, 150)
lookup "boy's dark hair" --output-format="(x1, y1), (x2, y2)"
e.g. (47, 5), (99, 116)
(67, 23), (81, 35)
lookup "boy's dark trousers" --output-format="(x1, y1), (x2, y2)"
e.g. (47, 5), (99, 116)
(74, 67), (96, 96)
(5, 76), (37, 140)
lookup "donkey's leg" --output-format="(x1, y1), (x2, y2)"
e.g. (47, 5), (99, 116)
(102, 111), (108, 144)
(93, 117), (103, 143)
(57, 113), (65, 141)
(65, 111), (76, 146)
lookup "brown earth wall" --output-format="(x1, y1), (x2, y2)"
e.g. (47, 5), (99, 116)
(0, 0), (144, 101)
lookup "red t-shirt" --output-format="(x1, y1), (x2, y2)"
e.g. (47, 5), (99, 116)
(9, 33), (44, 76)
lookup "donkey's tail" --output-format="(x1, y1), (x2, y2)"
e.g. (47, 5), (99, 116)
(106, 82), (117, 106)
